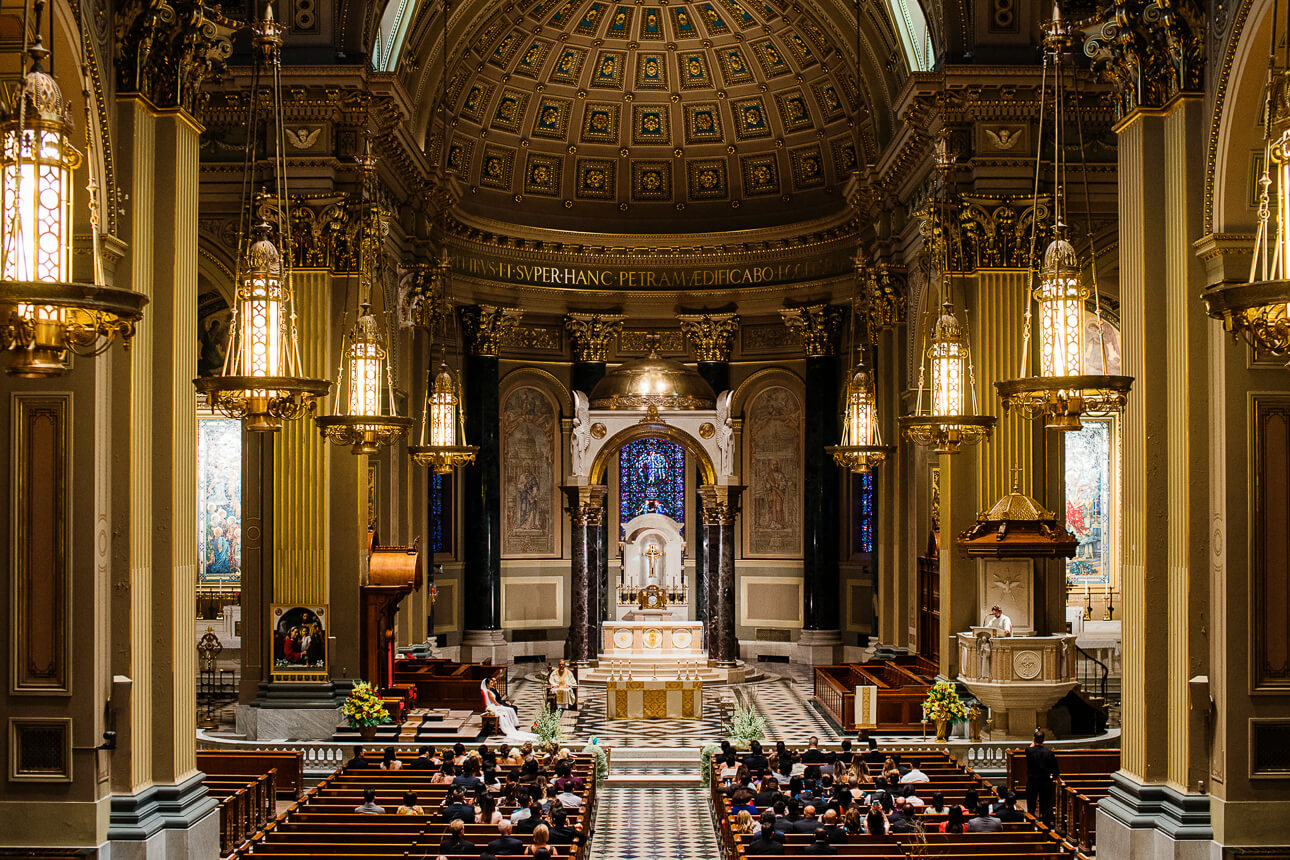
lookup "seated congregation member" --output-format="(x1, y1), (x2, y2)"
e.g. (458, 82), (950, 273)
(396, 791), (424, 815)
(454, 757), (486, 792)
(354, 787), (385, 815)
(412, 748), (436, 769)
(718, 753), (741, 784)
(803, 827), (837, 855)
(939, 805), (967, 833)
(865, 802), (888, 836)
(486, 820), (525, 855)
(547, 808), (580, 846)
(526, 824), (560, 857)
(556, 784), (582, 811)
(967, 802), (1003, 832)
(476, 790), (502, 825)
(899, 759), (929, 783)
(552, 759), (584, 793)
(745, 740), (770, 775)
(928, 791), (947, 814)
(438, 818), (476, 855)
(792, 805), (821, 834)
(961, 788), (980, 814)
(746, 813), (786, 854)
(381, 747), (403, 770)
(774, 800), (799, 834)
(801, 737), (829, 765)
(733, 810), (757, 836)
(889, 800), (922, 834)
(819, 809), (847, 843)
(349, 746), (372, 769)
(516, 799), (545, 833)
(997, 790), (1026, 822)
(441, 787), (476, 823)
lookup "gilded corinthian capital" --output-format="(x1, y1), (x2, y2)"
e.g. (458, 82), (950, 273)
(697, 485), (741, 526)
(677, 312), (741, 362)
(564, 313), (626, 362)
(459, 304), (523, 356)
(116, 1), (236, 117)
(779, 304), (846, 358)
(563, 485), (608, 526)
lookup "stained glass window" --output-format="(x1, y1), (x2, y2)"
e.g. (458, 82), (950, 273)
(429, 473), (453, 555)
(1065, 418), (1112, 586)
(197, 417), (242, 586)
(859, 470), (875, 554)
(619, 436), (685, 534)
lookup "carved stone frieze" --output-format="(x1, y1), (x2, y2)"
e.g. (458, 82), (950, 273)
(677, 312), (741, 362)
(115, 1), (236, 117)
(779, 303), (846, 357)
(1083, 0), (1206, 119)
(564, 312), (626, 362)
(459, 304), (523, 356)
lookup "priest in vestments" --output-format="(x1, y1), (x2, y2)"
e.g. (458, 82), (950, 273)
(549, 660), (578, 710)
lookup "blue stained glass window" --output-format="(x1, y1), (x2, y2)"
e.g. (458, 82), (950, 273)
(619, 437), (685, 533)
(859, 470), (875, 554)
(429, 473), (452, 554)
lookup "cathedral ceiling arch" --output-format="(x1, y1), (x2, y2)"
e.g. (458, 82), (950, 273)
(389, 0), (912, 233)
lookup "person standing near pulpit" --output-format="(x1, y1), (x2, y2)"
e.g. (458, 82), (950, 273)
(548, 660), (578, 710)
(983, 604), (1012, 635)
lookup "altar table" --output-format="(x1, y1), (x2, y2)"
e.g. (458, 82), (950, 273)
(605, 678), (703, 719)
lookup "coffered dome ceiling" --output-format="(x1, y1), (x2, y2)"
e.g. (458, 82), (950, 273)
(438, 0), (863, 231)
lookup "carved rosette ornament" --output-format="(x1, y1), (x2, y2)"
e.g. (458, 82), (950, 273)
(1083, 0), (1205, 120)
(459, 304), (523, 357)
(698, 485), (741, 526)
(564, 312), (626, 362)
(677, 312), (741, 362)
(779, 304), (846, 357)
(115, 0), (236, 117)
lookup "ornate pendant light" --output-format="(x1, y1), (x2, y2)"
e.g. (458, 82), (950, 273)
(193, 5), (329, 430)
(316, 151), (413, 454)
(996, 3), (1132, 430)
(1203, 0), (1290, 356)
(827, 259), (893, 473)
(898, 138), (996, 454)
(0, 1), (146, 377)
(409, 0), (476, 475)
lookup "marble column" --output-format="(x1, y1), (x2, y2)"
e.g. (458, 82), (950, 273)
(564, 486), (608, 663)
(781, 305), (845, 663)
(678, 312), (740, 395)
(699, 486), (741, 665)
(459, 305), (522, 662)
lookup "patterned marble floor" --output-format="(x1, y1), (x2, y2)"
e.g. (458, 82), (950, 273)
(588, 784), (719, 860)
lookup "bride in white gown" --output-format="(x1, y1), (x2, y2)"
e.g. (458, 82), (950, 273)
(481, 677), (538, 741)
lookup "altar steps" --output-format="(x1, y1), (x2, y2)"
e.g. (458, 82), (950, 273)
(332, 708), (487, 744)
(603, 747), (703, 787)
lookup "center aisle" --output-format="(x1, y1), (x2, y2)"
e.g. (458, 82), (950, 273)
(588, 748), (720, 860)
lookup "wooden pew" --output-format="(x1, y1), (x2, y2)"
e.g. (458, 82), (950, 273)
(1004, 748), (1119, 795)
(391, 658), (508, 712)
(198, 749), (304, 799)
(813, 657), (938, 732)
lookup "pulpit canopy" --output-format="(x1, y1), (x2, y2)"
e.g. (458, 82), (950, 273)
(956, 481), (1078, 559)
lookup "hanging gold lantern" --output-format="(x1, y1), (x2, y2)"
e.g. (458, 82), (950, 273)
(900, 300), (995, 454)
(827, 357), (892, 473)
(0, 28), (145, 376)
(192, 9), (329, 429)
(409, 357), (477, 474)
(996, 6), (1132, 430)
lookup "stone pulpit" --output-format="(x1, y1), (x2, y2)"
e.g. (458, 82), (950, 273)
(957, 631), (1078, 738)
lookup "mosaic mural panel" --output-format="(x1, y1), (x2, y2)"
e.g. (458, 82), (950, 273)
(640, 6), (664, 39)
(751, 38), (791, 77)
(683, 103), (723, 144)
(459, 80), (496, 123)
(774, 89), (814, 132)
(1065, 418), (1112, 586)
(631, 160), (673, 200)
(502, 386), (559, 557)
(575, 1), (608, 35)
(549, 46), (588, 84)
(523, 152), (563, 196)
(741, 153), (779, 195)
(696, 2), (730, 35)
(788, 144), (826, 189)
(716, 47), (755, 85)
(591, 50), (627, 88)
(514, 39), (554, 78)
(606, 6), (634, 37)
(811, 80), (845, 122)
(575, 158), (617, 199)
(198, 417), (242, 585)
(745, 386), (803, 557)
(686, 158), (729, 200)
(492, 89), (531, 134)
(732, 96), (772, 139)
(479, 145), (516, 191)
(632, 104), (672, 145)
(677, 52), (712, 89)
(581, 102), (621, 143)
(636, 53), (668, 89)
(532, 97), (574, 139)
(489, 29), (526, 68)
(670, 5), (699, 37)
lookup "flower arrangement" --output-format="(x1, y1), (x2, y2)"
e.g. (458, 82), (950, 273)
(723, 705), (767, 749)
(699, 743), (723, 786)
(921, 680), (968, 724)
(581, 738), (609, 785)
(532, 706), (566, 745)
(342, 681), (390, 728)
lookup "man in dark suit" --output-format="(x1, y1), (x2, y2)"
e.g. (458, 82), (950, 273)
(747, 813), (786, 854)
(547, 808), (580, 845)
(348, 746), (371, 769)
(792, 805), (821, 833)
(440, 787), (476, 824)
(485, 820), (524, 855)
(803, 827), (837, 854)
(1025, 730), (1061, 826)
(745, 740), (770, 775)
(800, 736), (829, 765)
(438, 819), (476, 855)
(997, 790), (1026, 822)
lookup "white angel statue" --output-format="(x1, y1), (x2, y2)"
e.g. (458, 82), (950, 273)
(715, 390), (734, 477)
(571, 391), (592, 477)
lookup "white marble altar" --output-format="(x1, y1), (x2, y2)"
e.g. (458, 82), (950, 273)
(580, 620), (746, 683)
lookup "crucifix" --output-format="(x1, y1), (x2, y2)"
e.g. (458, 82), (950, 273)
(644, 544), (662, 582)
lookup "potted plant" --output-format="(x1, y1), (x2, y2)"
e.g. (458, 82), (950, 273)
(342, 681), (391, 741)
(533, 706), (566, 746)
(723, 705), (767, 750)
(581, 738), (609, 785)
(921, 680), (968, 742)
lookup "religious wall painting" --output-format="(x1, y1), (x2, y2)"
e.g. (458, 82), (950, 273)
(501, 386), (559, 557)
(745, 385), (803, 557)
(271, 604), (328, 679)
(1084, 316), (1122, 375)
(197, 416), (242, 586)
(1064, 417), (1113, 587)
(197, 290), (232, 377)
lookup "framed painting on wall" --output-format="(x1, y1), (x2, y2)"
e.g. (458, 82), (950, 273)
(270, 604), (328, 680)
